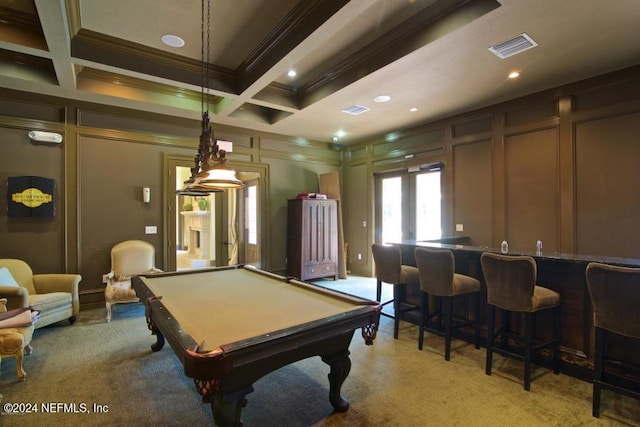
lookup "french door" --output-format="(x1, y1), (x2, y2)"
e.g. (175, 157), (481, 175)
(375, 168), (442, 244)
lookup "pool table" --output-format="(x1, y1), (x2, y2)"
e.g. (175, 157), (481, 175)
(131, 265), (381, 426)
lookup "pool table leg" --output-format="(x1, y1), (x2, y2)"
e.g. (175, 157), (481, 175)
(144, 297), (166, 352)
(150, 329), (165, 352)
(211, 386), (253, 427)
(321, 350), (351, 412)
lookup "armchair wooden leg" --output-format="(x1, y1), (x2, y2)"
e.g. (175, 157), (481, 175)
(106, 302), (112, 322)
(15, 348), (26, 380)
(0, 333), (28, 380)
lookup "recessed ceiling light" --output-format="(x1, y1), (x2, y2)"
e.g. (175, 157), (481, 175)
(161, 34), (185, 48)
(508, 71), (520, 79)
(410, 107), (418, 112)
(374, 95), (391, 103)
(287, 69), (297, 78)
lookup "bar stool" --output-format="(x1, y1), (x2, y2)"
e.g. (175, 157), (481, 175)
(585, 262), (640, 418)
(480, 252), (561, 391)
(414, 247), (481, 361)
(371, 243), (420, 339)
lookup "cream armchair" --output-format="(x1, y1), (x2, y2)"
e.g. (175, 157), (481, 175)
(0, 259), (81, 329)
(105, 240), (161, 322)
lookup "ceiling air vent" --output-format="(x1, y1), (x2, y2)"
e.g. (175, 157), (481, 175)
(341, 104), (370, 115)
(489, 33), (538, 59)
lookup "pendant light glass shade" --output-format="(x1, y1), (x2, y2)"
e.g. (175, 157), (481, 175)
(197, 166), (244, 190)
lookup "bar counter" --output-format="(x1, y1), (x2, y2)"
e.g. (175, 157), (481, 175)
(391, 240), (640, 379)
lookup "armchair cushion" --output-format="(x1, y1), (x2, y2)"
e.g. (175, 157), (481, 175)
(105, 280), (138, 300)
(29, 293), (72, 315)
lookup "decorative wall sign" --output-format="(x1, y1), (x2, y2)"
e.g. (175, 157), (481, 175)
(7, 176), (56, 217)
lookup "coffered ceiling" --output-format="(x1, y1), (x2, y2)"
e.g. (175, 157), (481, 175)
(0, 0), (639, 144)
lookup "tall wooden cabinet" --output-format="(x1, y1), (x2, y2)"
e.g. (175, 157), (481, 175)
(287, 199), (338, 281)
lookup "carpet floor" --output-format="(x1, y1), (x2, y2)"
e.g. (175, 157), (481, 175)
(1, 276), (638, 426)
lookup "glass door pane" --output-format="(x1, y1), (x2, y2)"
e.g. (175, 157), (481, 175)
(375, 167), (442, 246)
(415, 171), (442, 241)
(244, 179), (260, 266)
(381, 176), (403, 244)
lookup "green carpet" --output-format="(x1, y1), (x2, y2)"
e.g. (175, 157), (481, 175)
(1, 277), (638, 426)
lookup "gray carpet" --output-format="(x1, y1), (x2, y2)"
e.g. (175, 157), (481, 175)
(1, 277), (639, 426)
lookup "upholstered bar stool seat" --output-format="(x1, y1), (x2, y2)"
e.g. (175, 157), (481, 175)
(480, 252), (561, 391)
(586, 262), (640, 418)
(371, 243), (420, 339)
(415, 247), (481, 360)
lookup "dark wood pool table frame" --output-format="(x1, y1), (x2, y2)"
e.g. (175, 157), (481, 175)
(132, 265), (380, 426)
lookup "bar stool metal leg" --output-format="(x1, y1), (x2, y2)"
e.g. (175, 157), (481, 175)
(486, 304), (495, 376)
(524, 312), (533, 391)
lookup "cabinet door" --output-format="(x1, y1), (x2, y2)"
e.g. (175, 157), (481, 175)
(301, 200), (337, 277)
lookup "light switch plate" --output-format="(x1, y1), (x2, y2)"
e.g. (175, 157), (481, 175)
(145, 226), (157, 234)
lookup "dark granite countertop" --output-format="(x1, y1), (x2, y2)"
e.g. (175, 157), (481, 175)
(392, 240), (640, 268)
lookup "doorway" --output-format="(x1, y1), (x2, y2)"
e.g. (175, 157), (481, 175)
(164, 155), (268, 271)
(374, 166), (442, 244)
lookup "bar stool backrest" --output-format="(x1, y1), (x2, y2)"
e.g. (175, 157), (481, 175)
(371, 244), (402, 285)
(586, 262), (640, 339)
(481, 252), (537, 312)
(414, 247), (454, 296)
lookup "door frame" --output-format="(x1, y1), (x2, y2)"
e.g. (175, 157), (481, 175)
(163, 154), (270, 271)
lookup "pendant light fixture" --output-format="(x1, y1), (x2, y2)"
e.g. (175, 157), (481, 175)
(176, 0), (243, 195)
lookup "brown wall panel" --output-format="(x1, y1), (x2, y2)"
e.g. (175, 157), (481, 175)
(452, 115), (492, 137)
(79, 136), (166, 291)
(347, 163), (369, 272)
(575, 112), (640, 257)
(453, 140), (493, 247)
(0, 126), (65, 273)
(372, 128), (443, 159)
(350, 146), (367, 163)
(504, 99), (558, 127)
(505, 128), (559, 252)
(79, 109), (198, 138)
(0, 99), (64, 123)
(573, 75), (640, 112)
